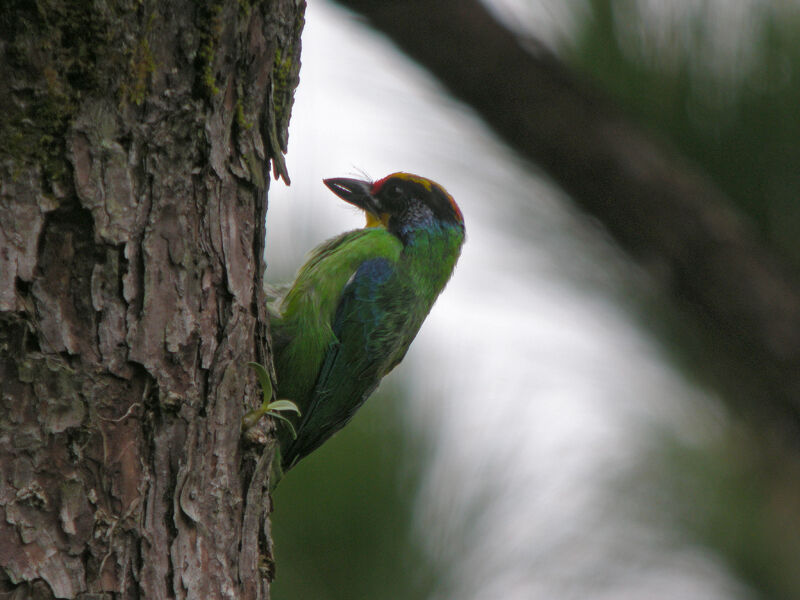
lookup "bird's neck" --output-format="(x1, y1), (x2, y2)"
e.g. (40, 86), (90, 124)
(400, 224), (464, 296)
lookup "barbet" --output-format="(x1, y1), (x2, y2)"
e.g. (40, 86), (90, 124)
(267, 172), (465, 475)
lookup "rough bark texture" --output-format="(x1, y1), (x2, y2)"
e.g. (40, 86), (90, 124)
(0, 0), (304, 598)
(335, 0), (800, 431)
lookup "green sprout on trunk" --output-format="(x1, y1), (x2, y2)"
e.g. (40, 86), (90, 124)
(243, 361), (300, 438)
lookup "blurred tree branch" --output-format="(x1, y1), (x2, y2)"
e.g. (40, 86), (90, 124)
(334, 0), (800, 429)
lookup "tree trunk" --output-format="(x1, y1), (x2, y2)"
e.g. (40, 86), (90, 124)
(0, 1), (303, 597)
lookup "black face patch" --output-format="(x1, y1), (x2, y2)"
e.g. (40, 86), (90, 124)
(427, 184), (463, 224)
(373, 175), (463, 227)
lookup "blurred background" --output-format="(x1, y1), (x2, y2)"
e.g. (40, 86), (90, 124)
(265, 1), (800, 598)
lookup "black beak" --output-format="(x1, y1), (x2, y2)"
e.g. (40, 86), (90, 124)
(323, 177), (381, 218)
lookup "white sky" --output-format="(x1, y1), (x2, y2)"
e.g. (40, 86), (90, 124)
(265, 2), (751, 598)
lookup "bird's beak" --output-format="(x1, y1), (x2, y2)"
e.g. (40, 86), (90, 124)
(323, 177), (388, 228)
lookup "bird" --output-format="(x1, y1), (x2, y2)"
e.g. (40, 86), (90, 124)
(265, 172), (465, 476)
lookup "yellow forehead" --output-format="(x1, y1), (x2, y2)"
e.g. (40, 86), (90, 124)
(375, 172), (462, 223)
(385, 172), (434, 192)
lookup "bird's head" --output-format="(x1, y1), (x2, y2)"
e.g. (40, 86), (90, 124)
(323, 172), (464, 239)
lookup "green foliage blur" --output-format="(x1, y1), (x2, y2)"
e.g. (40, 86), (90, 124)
(637, 429), (800, 600)
(270, 384), (439, 600)
(566, 2), (800, 598)
(568, 0), (800, 266)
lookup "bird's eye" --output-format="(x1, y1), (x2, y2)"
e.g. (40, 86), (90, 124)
(385, 184), (402, 199)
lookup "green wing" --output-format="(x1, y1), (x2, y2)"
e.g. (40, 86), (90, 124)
(271, 229), (404, 460)
(281, 256), (417, 469)
(271, 228), (402, 402)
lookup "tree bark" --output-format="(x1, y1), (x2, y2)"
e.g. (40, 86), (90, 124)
(0, 1), (303, 598)
(334, 0), (800, 430)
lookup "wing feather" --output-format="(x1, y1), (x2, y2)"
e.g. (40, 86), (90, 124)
(281, 257), (412, 468)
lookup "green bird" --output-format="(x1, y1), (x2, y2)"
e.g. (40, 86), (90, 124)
(267, 172), (465, 475)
